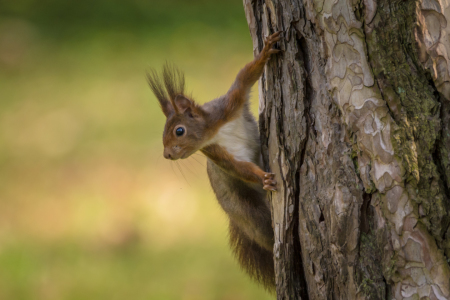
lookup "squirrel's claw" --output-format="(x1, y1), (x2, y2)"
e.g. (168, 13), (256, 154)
(262, 31), (282, 58)
(264, 31), (282, 45)
(263, 173), (277, 191)
(263, 185), (277, 192)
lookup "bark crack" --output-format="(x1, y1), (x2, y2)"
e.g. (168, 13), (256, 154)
(359, 192), (371, 235)
(295, 32), (313, 300)
(428, 76), (450, 200)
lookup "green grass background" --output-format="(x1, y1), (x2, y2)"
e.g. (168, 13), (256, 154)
(0, 0), (272, 299)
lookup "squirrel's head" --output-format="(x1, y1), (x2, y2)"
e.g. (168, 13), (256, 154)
(147, 63), (208, 160)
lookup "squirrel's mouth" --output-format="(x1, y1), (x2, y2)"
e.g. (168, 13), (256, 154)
(168, 152), (187, 160)
(180, 149), (196, 159)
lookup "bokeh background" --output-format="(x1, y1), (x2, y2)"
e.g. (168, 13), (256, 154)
(0, 0), (272, 299)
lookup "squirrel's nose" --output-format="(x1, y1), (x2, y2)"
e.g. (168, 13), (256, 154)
(163, 149), (173, 160)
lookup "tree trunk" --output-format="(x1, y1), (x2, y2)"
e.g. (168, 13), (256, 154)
(243, 0), (450, 299)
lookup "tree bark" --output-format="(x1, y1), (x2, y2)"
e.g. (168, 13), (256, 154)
(243, 0), (450, 299)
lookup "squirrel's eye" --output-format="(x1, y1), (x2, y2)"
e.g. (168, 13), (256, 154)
(175, 127), (185, 136)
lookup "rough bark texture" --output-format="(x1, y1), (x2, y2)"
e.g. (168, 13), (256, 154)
(243, 0), (450, 299)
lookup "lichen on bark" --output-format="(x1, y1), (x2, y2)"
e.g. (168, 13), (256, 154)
(365, 0), (449, 252)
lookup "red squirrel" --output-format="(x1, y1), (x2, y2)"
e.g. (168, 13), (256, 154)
(147, 31), (282, 290)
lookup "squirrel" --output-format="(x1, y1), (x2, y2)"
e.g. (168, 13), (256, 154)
(147, 31), (282, 290)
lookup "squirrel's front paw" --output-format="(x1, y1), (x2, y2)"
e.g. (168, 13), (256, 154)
(262, 31), (282, 56)
(263, 173), (277, 191)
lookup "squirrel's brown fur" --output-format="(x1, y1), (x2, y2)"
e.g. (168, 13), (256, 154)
(147, 31), (282, 291)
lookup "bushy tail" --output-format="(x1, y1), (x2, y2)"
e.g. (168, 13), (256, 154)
(229, 221), (275, 291)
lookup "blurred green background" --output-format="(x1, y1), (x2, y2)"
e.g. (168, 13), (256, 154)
(0, 0), (271, 299)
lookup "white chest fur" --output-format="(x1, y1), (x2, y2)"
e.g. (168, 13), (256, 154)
(210, 114), (253, 162)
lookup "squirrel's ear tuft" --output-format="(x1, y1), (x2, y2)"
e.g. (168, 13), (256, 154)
(147, 69), (174, 117)
(174, 95), (192, 113)
(162, 63), (185, 101)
